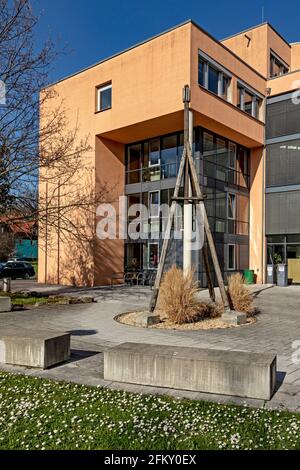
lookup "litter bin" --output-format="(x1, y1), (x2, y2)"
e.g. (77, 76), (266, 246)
(243, 269), (255, 284)
(267, 264), (276, 284)
(276, 264), (288, 287)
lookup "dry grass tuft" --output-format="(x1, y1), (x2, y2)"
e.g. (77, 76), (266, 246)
(158, 267), (255, 325)
(159, 266), (204, 324)
(159, 266), (197, 324)
(227, 273), (254, 314)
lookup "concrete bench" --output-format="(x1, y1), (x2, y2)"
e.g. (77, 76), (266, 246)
(0, 330), (70, 369)
(0, 297), (11, 312)
(104, 343), (277, 400)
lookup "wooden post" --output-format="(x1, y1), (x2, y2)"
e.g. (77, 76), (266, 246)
(202, 245), (216, 303)
(185, 142), (231, 310)
(149, 148), (187, 312)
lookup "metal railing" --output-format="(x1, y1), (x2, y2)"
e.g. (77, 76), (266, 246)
(126, 159), (250, 188)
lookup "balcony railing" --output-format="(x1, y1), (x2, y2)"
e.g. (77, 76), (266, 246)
(126, 158), (250, 188)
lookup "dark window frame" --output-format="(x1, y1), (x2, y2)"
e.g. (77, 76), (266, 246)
(198, 52), (232, 102)
(270, 51), (289, 78)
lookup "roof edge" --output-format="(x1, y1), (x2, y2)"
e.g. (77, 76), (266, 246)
(42, 19), (192, 90)
(44, 18), (268, 90)
(221, 22), (291, 49)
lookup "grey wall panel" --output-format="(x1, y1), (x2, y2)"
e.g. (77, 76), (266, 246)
(266, 139), (300, 187)
(267, 99), (300, 139)
(266, 191), (300, 234)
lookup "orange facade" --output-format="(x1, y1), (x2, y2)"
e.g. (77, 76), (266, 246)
(39, 20), (300, 286)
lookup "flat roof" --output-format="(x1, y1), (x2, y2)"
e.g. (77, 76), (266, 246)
(221, 22), (291, 49)
(45, 18), (267, 89)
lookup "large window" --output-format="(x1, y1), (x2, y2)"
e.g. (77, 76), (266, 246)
(201, 130), (249, 187)
(198, 52), (231, 102)
(126, 144), (141, 184)
(96, 83), (112, 112)
(149, 191), (160, 218)
(149, 139), (160, 167)
(161, 134), (178, 179)
(126, 132), (185, 184)
(270, 52), (289, 78)
(237, 84), (262, 120)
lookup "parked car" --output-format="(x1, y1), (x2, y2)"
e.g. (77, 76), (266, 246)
(0, 261), (35, 280)
(7, 257), (25, 262)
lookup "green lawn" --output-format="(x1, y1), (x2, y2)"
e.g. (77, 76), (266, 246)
(0, 372), (299, 450)
(0, 292), (49, 305)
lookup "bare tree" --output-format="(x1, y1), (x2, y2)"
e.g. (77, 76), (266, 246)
(0, 231), (14, 260)
(0, 0), (112, 246)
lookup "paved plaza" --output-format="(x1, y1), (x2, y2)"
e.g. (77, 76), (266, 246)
(1, 283), (300, 411)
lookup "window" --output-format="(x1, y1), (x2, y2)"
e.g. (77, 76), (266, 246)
(198, 52), (231, 102)
(228, 193), (236, 234)
(208, 66), (219, 95)
(149, 191), (160, 218)
(222, 75), (230, 101)
(126, 144), (141, 184)
(96, 83), (112, 111)
(149, 243), (159, 269)
(203, 131), (215, 178)
(270, 52), (289, 78)
(149, 139), (160, 166)
(238, 84), (262, 120)
(198, 58), (205, 87)
(228, 244), (236, 270)
(161, 134), (177, 178)
(237, 148), (249, 187)
(228, 193), (236, 219)
(216, 138), (227, 181)
(228, 142), (236, 184)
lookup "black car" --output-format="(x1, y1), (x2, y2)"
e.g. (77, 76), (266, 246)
(0, 261), (35, 279)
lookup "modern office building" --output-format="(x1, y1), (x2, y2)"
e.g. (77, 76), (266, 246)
(38, 20), (300, 286)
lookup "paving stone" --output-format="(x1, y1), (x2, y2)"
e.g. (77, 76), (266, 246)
(0, 284), (300, 411)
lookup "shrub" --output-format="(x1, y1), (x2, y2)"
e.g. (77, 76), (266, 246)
(159, 265), (205, 324)
(159, 266), (220, 323)
(227, 273), (254, 314)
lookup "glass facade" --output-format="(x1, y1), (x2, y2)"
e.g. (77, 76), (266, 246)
(267, 235), (300, 284)
(266, 95), (300, 284)
(125, 127), (250, 285)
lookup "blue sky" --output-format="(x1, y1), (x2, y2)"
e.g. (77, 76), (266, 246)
(33, 0), (300, 84)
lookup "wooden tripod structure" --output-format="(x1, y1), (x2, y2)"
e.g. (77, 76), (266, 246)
(149, 85), (231, 314)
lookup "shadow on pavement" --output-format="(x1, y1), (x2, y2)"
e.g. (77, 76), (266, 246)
(67, 329), (98, 336)
(252, 285), (275, 299)
(275, 371), (287, 393)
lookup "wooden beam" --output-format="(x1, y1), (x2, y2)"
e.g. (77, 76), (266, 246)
(149, 147), (187, 312)
(185, 142), (231, 310)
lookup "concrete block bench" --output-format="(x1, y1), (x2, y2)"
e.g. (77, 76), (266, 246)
(0, 297), (11, 312)
(104, 343), (277, 400)
(0, 330), (71, 369)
